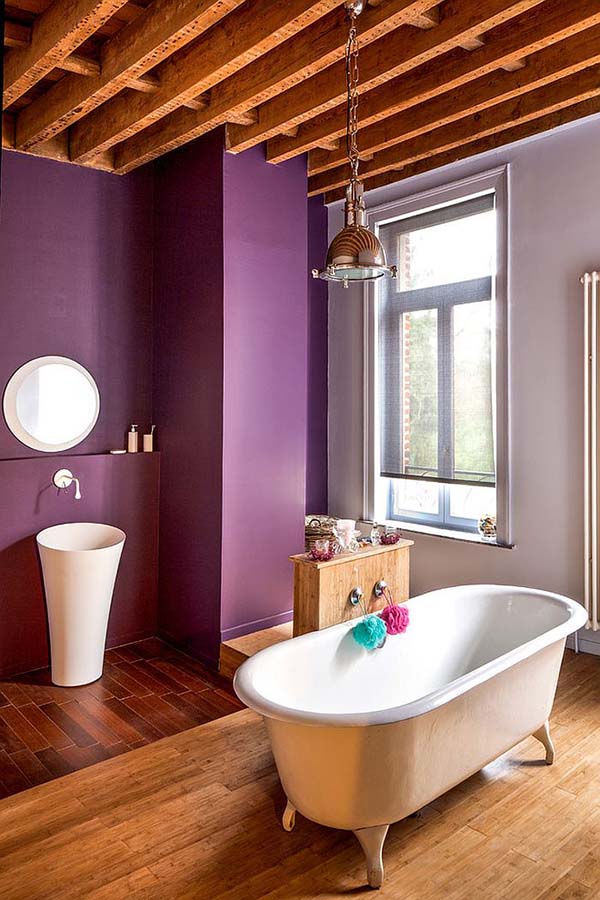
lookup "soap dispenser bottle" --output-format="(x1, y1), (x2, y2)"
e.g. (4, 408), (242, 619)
(128, 424), (139, 453)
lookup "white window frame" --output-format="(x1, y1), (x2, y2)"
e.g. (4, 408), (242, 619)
(363, 166), (511, 544)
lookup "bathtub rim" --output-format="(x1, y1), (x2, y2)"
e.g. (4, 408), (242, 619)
(233, 584), (586, 728)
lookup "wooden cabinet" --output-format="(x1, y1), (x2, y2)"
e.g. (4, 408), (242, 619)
(290, 541), (412, 637)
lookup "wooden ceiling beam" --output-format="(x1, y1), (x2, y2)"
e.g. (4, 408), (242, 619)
(3, 19), (154, 87)
(310, 64), (600, 195)
(324, 92), (600, 201)
(227, 0), (543, 157)
(80, 0), (436, 171)
(459, 35), (485, 50)
(3, 0), (130, 108)
(112, 0), (537, 174)
(14, 0), (244, 150)
(68, 0), (343, 164)
(266, 0), (600, 163)
(308, 22), (600, 174)
(106, 0), (438, 173)
(4, 21), (32, 49)
(59, 54), (102, 77)
(226, 109), (259, 126)
(409, 8), (440, 28)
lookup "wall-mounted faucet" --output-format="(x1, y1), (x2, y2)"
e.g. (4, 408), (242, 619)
(53, 469), (82, 500)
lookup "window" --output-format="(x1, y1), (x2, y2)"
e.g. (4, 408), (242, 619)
(364, 169), (509, 541)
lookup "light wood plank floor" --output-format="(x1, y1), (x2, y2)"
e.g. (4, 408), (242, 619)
(0, 649), (599, 899)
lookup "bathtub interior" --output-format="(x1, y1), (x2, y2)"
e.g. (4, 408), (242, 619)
(245, 586), (576, 717)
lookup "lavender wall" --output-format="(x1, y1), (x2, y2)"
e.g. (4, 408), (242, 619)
(220, 146), (308, 641)
(0, 153), (154, 458)
(306, 195), (328, 513)
(153, 132), (225, 663)
(327, 112), (600, 655)
(0, 151), (159, 675)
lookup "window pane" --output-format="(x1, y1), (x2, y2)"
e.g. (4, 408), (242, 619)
(402, 308), (438, 477)
(391, 479), (439, 516)
(453, 300), (494, 483)
(398, 210), (495, 292)
(449, 483), (496, 522)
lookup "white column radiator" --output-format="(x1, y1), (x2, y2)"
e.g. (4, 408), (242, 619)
(583, 271), (600, 630)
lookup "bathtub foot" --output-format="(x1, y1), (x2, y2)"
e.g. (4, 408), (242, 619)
(354, 824), (389, 889)
(533, 720), (555, 765)
(282, 800), (296, 832)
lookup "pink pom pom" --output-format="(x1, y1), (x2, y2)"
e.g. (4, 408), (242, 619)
(380, 603), (409, 635)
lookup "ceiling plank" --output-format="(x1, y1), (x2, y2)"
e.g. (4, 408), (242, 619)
(3, 0), (130, 108)
(308, 21), (600, 174)
(311, 64), (600, 194)
(264, 0), (600, 162)
(324, 93), (600, 201)
(68, 0), (344, 163)
(112, 0), (539, 174)
(14, 0), (244, 150)
(227, 0), (544, 156)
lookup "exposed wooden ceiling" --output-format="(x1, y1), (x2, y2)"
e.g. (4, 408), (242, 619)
(3, 0), (600, 199)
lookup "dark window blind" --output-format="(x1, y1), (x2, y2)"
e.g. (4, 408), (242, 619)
(378, 193), (496, 488)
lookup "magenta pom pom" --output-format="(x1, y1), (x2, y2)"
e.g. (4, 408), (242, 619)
(380, 603), (409, 635)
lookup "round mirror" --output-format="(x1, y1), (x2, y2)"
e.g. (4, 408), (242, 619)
(3, 356), (100, 452)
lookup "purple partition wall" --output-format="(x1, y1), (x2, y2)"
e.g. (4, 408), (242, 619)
(152, 132), (225, 663)
(306, 195), (329, 514)
(220, 146), (308, 642)
(153, 136), (313, 658)
(0, 152), (159, 676)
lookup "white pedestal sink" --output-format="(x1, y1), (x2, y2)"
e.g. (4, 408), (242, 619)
(37, 523), (126, 686)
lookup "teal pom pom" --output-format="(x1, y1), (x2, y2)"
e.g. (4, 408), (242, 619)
(352, 614), (387, 650)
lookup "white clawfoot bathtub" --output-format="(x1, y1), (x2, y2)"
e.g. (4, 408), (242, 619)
(234, 584), (586, 889)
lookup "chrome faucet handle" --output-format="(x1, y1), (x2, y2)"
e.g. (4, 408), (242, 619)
(349, 586), (364, 606)
(53, 469), (82, 500)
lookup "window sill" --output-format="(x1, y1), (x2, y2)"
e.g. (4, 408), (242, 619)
(360, 519), (514, 549)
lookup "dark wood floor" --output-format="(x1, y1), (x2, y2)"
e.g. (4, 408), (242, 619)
(0, 637), (243, 797)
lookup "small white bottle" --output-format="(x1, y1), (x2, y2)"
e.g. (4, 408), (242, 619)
(127, 424), (139, 453)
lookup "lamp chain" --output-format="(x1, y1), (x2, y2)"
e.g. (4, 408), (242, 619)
(345, 9), (360, 184)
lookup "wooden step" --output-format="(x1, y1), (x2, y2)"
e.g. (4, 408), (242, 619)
(219, 622), (293, 679)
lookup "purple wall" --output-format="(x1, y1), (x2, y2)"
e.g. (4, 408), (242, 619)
(306, 195), (328, 513)
(152, 132), (225, 664)
(0, 153), (154, 458)
(0, 138), (327, 671)
(0, 151), (159, 676)
(220, 146), (308, 641)
(0, 452), (159, 676)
